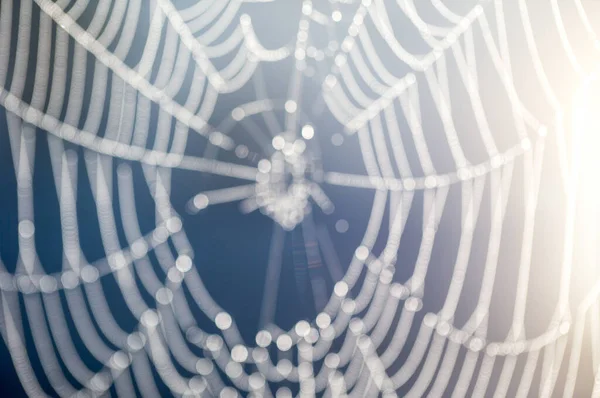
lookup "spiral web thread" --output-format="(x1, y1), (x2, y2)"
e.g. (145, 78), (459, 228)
(0, 0), (599, 396)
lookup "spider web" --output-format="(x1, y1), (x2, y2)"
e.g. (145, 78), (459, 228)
(0, 0), (599, 397)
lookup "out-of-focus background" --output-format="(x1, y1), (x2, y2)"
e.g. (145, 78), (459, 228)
(1, 0), (600, 396)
